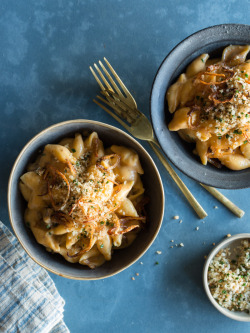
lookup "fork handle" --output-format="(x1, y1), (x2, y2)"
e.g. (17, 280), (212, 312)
(200, 184), (245, 218)
(148, 141), (207, 219)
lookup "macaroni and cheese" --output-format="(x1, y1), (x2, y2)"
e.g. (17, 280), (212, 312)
(167, 45), (250, 170)
(19, 132), (147, 268)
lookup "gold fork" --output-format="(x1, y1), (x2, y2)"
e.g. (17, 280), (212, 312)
(90, 58), (244, 219)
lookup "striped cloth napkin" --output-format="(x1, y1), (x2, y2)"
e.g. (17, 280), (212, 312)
(0, 221), (69, 333)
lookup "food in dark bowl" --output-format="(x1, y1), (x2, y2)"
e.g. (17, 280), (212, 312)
(150, 24), (250, 189)
(8, 120), (164, 280)
(19, 130), (149, 269)
(167, 45), (250, 171)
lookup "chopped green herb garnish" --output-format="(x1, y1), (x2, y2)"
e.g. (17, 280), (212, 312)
(71, 148), (76, 153)
(233, 129), (242, 135)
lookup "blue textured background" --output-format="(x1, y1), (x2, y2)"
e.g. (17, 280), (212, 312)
(1, 1), (250, 332)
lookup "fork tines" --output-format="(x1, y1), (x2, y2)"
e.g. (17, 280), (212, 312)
(90, 58), (141, 124)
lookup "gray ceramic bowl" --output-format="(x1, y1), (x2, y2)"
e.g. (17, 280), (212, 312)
(8, 120), (164, 280)
(203, 234), (250, 321)
(150, 24), (250, 189)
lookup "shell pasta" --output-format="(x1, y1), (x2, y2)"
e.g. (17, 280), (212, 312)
(167, 45), (250, 170)
(20, 132), (147, 268)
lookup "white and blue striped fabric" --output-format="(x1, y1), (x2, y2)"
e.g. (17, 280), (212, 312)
(0, 221), (69, 333)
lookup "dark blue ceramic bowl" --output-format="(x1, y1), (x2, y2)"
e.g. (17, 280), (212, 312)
(150, 24), (250, 189)
(8, 120), (164, 279)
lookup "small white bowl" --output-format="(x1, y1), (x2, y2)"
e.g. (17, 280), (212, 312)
(203, 233), (250, 322)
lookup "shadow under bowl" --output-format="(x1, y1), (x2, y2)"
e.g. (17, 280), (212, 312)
(8, 120), (164, 280)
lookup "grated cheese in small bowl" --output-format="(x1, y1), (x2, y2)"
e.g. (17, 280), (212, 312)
(208, 240), (250, 313)
(203, 234), (250, 322)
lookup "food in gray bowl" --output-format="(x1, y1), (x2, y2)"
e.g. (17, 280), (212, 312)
(8, 120), (164, 280)
(151, 24), (250, 189)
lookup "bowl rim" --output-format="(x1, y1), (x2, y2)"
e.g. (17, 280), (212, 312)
(150, 23), (250, 189)
(203, 233), (250, 321)
(8, 119), (165, 280)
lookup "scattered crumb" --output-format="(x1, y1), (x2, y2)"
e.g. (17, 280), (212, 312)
(156, 251), (162, 255)
(170, 246), (173, 248)
(179, 220), (183, 223)
(214, 206), (218, 209)
(212, 243), (215, 246)
(136, 273), (139, 276)
(131, 277), (135, 280)
(175, 244), (178, 247)
(173, 215), (179, 220)
(202, 221), (205, 224)
(195, 227), (199, 231)
(140, 262), (143, 265)
(226, 234), (231, 238)
(179, 243), (184, 247)
(204, 255), (207, 259)
(171, 240), (174, 243)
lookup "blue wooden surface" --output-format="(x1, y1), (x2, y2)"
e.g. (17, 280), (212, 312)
(1, 1), (250, 332)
